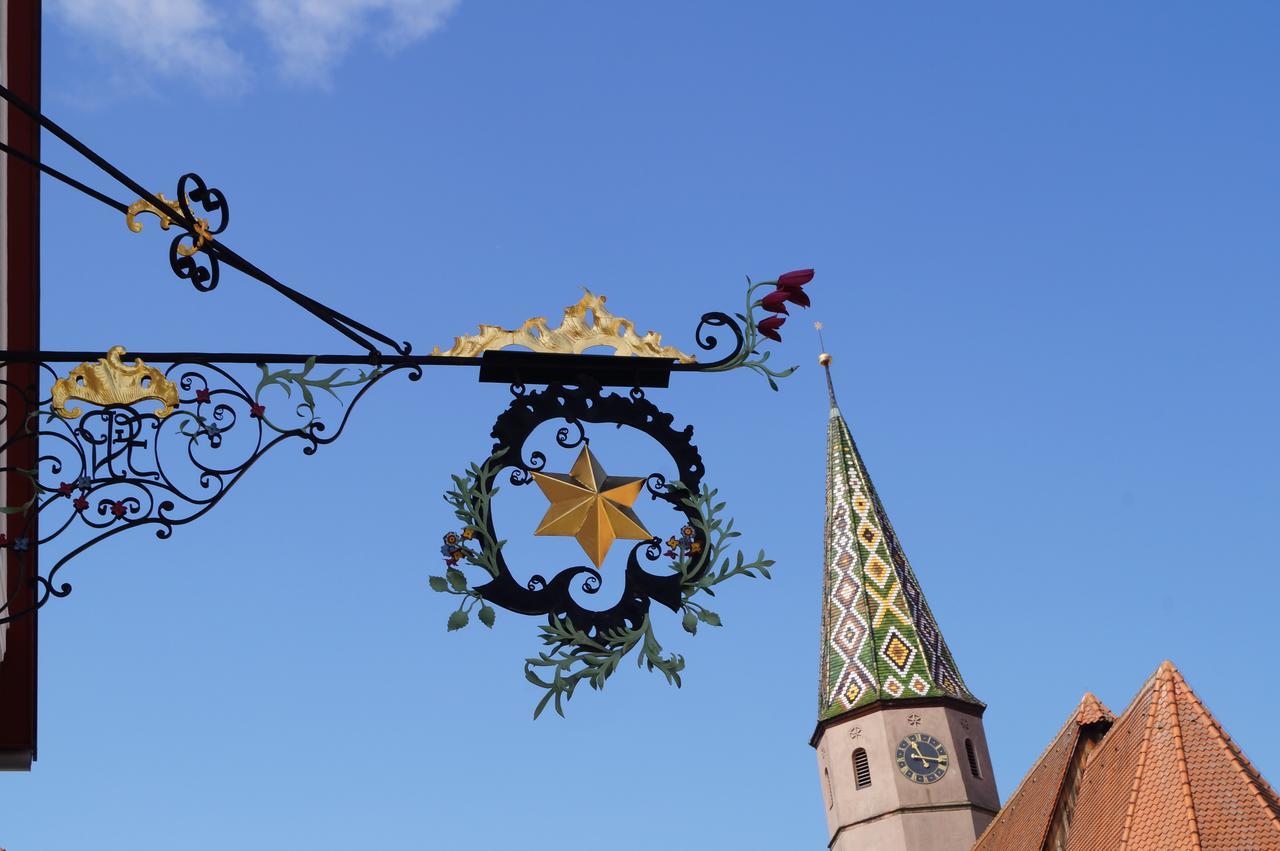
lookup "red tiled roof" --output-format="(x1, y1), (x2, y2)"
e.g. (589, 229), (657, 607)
(974, 661), (1280, 850)
(1076, 691), (1113, 726)
(973, 693), (1114, 851)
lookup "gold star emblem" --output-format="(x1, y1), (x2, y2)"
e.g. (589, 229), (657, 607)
(531, 446), (652, 567)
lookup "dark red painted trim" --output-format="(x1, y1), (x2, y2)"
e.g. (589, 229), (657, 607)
(0, 0), (41, 768)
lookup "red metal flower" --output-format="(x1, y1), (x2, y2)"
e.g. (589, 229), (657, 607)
(57, 481), (74, 496)
(195, 388), (212, 403)
(782, 287), (810, 308)
(759, 290), (791, 314)
(777, 268), (814, 288)
(111, 501), (127, 518)
(73, 496), (89, 512)
(757, 315), (785, 342)
(250, 403), (266, 419)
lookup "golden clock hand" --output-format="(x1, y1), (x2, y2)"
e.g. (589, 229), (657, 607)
(909, 741), (947, 766)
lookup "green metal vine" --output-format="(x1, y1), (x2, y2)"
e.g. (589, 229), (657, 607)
(251, 358), (383, 433)
(699, 275), (805, 390)
(431, 460), (774, 718)
(431, 449), (508, 631)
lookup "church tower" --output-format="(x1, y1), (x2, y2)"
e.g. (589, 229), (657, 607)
(813, 353), (998, 849)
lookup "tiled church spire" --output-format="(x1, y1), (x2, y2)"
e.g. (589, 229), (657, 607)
(818, 352), (980, 721)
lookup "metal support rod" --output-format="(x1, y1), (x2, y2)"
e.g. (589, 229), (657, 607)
(0, 83), (410, 357)
(0, 350), (481, 366)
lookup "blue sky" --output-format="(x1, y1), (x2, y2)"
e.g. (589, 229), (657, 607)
(4, 2), (1280, 848)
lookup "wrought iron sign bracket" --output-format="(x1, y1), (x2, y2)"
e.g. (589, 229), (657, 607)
(0, 80), (817, 716)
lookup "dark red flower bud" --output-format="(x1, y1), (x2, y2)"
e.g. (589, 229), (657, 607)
(777, 268), (814, 288)
(250, 403), (266, 419)
(111, 501), (127, 518)
(58, 482), (74, 496)
(757, 315), (786, 342)
(759, 290), (790, 314)
(73, 497), (89, 512)
(195, 388), (212, 403)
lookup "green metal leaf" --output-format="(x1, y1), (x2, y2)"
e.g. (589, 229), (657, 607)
(697, 609), (722, 627)
(445, 567), (467, 591)
(479, 605), (496, 628)
(682, 610), (698, 635)
(427, 575), (448, 592)
(447, 609), (469, 631)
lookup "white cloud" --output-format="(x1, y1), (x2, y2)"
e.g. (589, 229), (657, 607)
(253, 0), (460, 84)
(52, 0), (252, 97)
(252, 0), (459, 84)
(52, 0), (460, 95)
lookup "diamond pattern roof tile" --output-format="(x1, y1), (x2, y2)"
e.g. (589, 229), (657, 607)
(817, 362), (980, 722)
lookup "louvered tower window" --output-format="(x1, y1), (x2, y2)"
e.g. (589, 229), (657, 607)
(965, 738), (981, 778)
(853, 748), (872, 788)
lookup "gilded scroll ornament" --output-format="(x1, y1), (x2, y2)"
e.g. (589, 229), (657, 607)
(125, 193), (212, 256)
(51, 347), (180, 419)
(431, 290), (696, 362)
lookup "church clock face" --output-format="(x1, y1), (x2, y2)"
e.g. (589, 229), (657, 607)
(895, 733), (949, 784)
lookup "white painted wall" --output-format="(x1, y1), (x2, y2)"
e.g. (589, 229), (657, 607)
(816, 704), (999, 851)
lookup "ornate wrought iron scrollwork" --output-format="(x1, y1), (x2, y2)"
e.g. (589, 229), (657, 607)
(0, 353), (407, 624)
(480, 381), (706, 633)
(125, 172), (230, 292)
(0, 89), (817, 722)
(435, 380), (775, 718)
(677, 269), (815, 389)
(690, 311), (748, 370)
(170, 172), (229, 291)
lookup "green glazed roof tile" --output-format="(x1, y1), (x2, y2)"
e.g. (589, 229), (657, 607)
(818, 369), (981, 721)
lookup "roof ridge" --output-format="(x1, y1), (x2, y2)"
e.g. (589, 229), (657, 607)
(1164, 664), (1204, 850)
(1034, 693), (1115, 850)
(1168, 663), (1280, 836)
(972, 693), (1108, 851)
(1077, 691), (1115, 725)
(1119, 670), (1164, 848)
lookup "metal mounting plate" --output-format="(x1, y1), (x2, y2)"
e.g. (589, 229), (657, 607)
(477, 350), (674, 388)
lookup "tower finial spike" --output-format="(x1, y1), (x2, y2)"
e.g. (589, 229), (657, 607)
(815, 321), (837, 408)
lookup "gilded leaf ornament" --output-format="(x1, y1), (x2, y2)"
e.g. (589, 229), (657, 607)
(51, 346), (180, 419)
(431, 290), (696, 362)
(125, 193), (211, 256)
